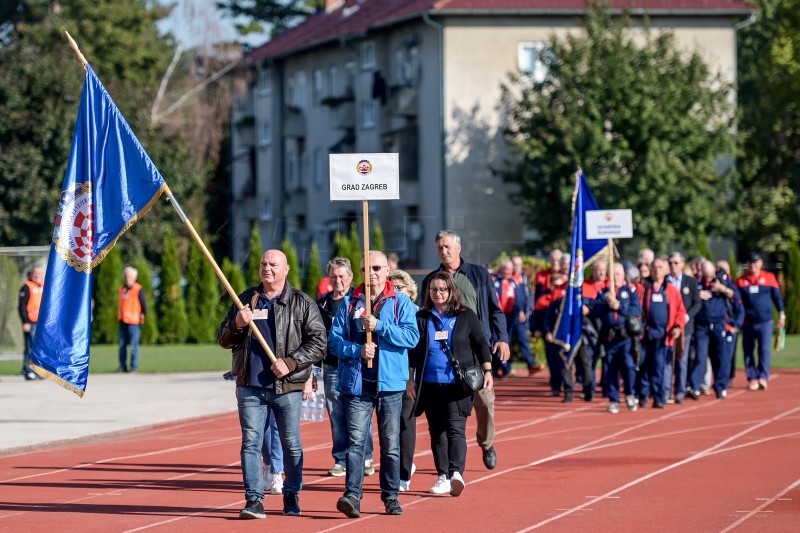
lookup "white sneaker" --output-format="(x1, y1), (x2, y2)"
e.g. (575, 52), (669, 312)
(607, 402), (620, 414)
(449, 472), (465, 497)
(430, 474), (451, 495)
(269, 471), (284, 495)
(364, 459), (375, 476)
(398, 479), (410, 492)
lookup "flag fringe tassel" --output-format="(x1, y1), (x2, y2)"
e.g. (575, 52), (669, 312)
(90, 183), (167, 270)
(30, 364), (85, 398)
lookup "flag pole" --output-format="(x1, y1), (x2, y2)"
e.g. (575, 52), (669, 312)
(362, 199), (373, 368)
(164, 186), (277, 364)
(607, 238), (616, 295)
(65, 32), (276, 364)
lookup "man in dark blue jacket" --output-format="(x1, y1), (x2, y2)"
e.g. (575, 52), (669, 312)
(736, 252), (785, 390)
(665, 252), (702, 403)
(688, 260), (737, 400)
(421, 231), (509, 470)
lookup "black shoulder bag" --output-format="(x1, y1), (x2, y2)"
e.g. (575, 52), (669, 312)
(433, 314), (484, 395)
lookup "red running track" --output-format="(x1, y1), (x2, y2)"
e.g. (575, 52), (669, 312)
(1, 369), (799, 532)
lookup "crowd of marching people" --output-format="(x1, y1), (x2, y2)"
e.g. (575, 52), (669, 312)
(524, 247), (785, 413)
(216, 231), (785, 521)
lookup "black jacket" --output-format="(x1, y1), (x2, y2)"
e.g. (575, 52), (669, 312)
(421, 259), (508, 347)
(409, 308), (491, 415)
(669, 274), (702, 336)
(317, 289), (352, 366)
(217, 282), (326, 393)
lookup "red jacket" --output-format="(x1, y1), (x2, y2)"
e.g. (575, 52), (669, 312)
(643, 282), (686, 347)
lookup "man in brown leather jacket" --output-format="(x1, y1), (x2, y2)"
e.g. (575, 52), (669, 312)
(217, 249), (326, 520)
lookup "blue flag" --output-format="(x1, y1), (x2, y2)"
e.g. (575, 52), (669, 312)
(553, 171), (608, 363)
(30, 65), (166, 397)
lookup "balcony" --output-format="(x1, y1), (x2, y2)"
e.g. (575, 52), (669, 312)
(322, 95), (356, 130)
(389, 86), (418, 117)
(282, 106), (306, 138)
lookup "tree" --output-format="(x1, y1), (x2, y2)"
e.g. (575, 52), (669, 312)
(348, 222), (363, 286)
(0, 0), (206, 257)
(696, 231), (715, 262)
(91, 246), (123, 344)
(372, 222), (385, 252)
(221, 256), (247, 317)
(132, 258), (159, 344)
(217, 0), (323, 36)
(736, 0), (800, 255)
(728, 249), (740, 280)
(499, 4), (735, 253)
(783, 241), (800, 334)
(245, 224), (263, 286)
(281, 236), (302, 288)
(157, 228), (188, 343)
(184, 240), (219, 343)
(303, 242), (323, 296)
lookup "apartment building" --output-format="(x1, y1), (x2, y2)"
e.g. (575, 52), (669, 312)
(229, 0), (754, 269)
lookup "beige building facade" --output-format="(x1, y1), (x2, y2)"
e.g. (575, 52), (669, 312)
(229, 1), (753, 270)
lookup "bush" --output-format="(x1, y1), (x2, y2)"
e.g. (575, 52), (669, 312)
(303, 242), (323, 297)
(281, 236), (302, 288)
(184, 239), (219, 343)
(132, 258), (159, 344)
(245, 224), (263, 286)
(157, 228), (188, 343)
(92, 246), (123, 344)
(784, 241), (800, 334)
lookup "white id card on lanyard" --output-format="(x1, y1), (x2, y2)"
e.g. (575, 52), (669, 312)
(434, 330), (449, 341)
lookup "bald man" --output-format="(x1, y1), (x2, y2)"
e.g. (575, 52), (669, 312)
(218, 249), (327, 520)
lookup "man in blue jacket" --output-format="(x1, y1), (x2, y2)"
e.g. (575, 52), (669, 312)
(421, 231), (509, 471)
(329, 251), (419, 519)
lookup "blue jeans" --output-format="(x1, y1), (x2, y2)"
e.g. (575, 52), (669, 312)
(22, 324), (36, 373)
(261, 406), (283, 474)
(637, 338), (667, 404)
(118, 323), (141, 371)
(664, 333), (692, 400)
(324, 364), (372, 467)
(237, 386), (303, 501)
(742, 321), (773, 381)
(342, 390), (403, 502)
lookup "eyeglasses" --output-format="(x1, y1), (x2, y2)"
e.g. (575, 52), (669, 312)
(429, 287), (450, 294)
(393, 284), (407, 291)
(360, 265), (386, 273)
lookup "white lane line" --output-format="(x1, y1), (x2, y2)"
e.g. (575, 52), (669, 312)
(720, 478), (800, 532)
(515, 405), (800, 531)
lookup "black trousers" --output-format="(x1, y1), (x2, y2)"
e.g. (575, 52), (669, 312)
(563, 344), (593, 399)
(399, 392), (416, 481)
(419, 383), (471, 476)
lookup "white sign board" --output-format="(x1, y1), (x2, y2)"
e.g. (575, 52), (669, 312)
(586, 209), (633, 239)
(329, 153), (400, 201)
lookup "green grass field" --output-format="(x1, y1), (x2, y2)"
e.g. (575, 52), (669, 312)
(2, 336), (799, 376)
(0, 343), (230, 376)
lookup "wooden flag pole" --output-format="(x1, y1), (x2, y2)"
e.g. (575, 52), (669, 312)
(164, 186), (277, 363)
(362, 199), (373, 368)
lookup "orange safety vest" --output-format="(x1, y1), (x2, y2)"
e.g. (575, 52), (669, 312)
(24, 280), (43, 323)
(118, 283), (144, 325)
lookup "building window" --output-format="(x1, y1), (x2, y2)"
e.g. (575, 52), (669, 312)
(258, 120), (271, 146)
(518, 42), (548, 83)
(360, 41), (375, 70)
(313, 69), (325, 105)
(329, 66), (340, 96)
(313, 149), (324, 187)
(287, 75), (296, 107)
(260, 197), (272, 221)
(361, 100), (376, 129)
(345, 61), (357, 96)
(393, 49), (405, 84)
(299, 150), (308, 188)
(408, 46), (419, 86)
(258, 67), (271, 95)
(286, 145), (298, 189)
(295, 71), (307, 109)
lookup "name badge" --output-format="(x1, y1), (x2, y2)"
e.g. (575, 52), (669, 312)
(682, 287), (690, 295)
(252, 309), (269, 320)
(434, 330), (449, 341)
(749, 286), (759, 294)
(651, 294), (664, 303)
(620, 292), (628, 299)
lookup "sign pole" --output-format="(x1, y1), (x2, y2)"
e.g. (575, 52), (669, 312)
(362, 199), (373, 368)
(607, 238), (615, 296)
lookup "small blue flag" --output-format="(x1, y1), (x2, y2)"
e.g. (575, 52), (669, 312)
(553, 171), (608, 363)
(30, 65), (166, 397)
